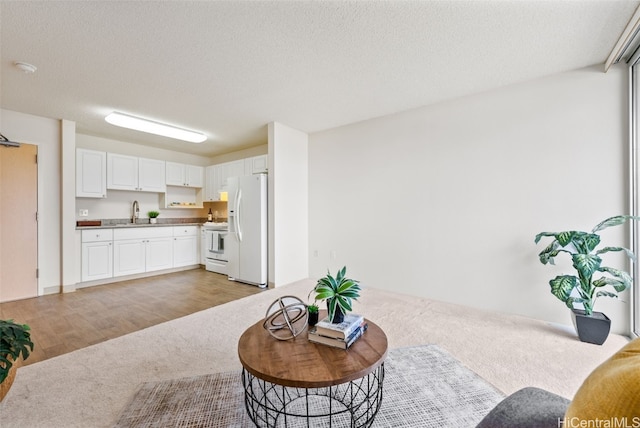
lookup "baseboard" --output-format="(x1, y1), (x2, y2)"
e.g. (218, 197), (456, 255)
(76, 265), (202, 290)
(43, 285), (65, 295)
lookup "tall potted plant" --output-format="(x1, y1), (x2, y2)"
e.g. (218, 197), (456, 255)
(535, 215), (639, 344)
(310, 266), (361, 323)
(0, 319), (34, 401)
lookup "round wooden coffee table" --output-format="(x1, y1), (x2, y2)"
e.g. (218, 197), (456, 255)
(238, 314), (388, 427)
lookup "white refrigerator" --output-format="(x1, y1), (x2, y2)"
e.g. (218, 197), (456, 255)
(226, 174), (267, 287)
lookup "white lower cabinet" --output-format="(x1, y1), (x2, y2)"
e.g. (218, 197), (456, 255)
(81, 226), (201, 282)
(113, 227), (174, 277)
(113, 239), (146, 277)
(145, 237), (174, 272)
(81, 229), (114, 282)
(173, 226), (199, 267)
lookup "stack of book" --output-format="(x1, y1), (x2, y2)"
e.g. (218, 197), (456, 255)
(308, 313), (368, 349)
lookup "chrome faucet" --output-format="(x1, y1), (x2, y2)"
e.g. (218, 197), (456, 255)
(132, 200), (139, 223)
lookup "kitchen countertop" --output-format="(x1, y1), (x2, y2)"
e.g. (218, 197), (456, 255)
(75, 218), (217, 230)
(77, 223), (205, 230)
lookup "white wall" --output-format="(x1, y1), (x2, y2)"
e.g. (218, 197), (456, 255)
(309, 65), (631, 335)
(268, 122), (309, 287)
(1, 109), (62, 295)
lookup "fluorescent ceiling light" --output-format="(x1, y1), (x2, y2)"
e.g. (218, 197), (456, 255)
(105, 112), (207, 143)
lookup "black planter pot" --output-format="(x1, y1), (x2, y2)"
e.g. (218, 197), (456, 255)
(327, 301), (345, 324)
(571, 309), (611, 345)
(308, 310), (319, 327)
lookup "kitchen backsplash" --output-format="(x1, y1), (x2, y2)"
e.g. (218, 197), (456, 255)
(75, 193), (228, 221)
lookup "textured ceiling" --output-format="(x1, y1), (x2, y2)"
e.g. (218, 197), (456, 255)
(1, 1), (638, 157)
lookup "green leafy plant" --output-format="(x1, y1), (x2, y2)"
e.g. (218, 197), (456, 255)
(307, 304), (319, 314)
(535, 215), (639, 316)
(147, 210), (160, 218)
(0, 320), (34, 384)
(310, 266), (361, 322)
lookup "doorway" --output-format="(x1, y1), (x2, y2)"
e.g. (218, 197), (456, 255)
(0, 143), (38, 302)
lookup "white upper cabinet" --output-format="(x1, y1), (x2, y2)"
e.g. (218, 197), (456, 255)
(203, 156), (266, 201)
(107, 153), (138, 190)
(205, 165), (218, 201)
(166, 162), (204, 188)
(76, 149), (107, 198)
(138, 158), (167, 192)
(244, 155), (268, 175)
(226, 160), (245, 181)
(186, 164), (204, 188)
(107, 153), (166, 192)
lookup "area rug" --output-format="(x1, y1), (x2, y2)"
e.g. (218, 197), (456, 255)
(114, 344), (504, 428)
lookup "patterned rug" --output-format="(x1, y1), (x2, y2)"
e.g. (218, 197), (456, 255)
(114, 344), (504, 428)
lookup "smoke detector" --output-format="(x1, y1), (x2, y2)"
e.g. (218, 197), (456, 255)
(14, 61), (37, 73)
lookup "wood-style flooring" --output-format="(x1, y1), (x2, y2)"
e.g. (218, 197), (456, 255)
(0, 268), (266, 366)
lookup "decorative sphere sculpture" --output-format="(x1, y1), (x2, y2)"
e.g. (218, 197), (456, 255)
(263, 295), (308, 340)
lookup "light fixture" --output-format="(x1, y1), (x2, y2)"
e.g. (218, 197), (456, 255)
(14, 61), (37, 73)
(105, 112), (207, 143)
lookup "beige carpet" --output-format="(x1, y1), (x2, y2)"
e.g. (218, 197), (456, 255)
(0, 279), (630, 428)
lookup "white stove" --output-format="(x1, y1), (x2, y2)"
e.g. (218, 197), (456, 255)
(202, 222), (228, 274)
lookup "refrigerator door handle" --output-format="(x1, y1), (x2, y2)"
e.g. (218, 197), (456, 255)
(237, 189), (243, 242)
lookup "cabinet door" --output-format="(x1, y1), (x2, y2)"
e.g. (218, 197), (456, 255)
(173, 236), (198, 267)
(200, 228), (206, 264)
(145, 237), (174, 272)
(107, 153), (139, 190)
(245, 155), (268, 175)
(217, 160), (244, 192)
(81, 241), (113, 281)
(165, 162), (185, 186)
(113, 239), (146, 277)
(138, 158), (166, 192)
(186, 165), (204, 188)
(204, 165), (219, 201)
(76, 149), (107, 198)
(226, 160), (245, 179)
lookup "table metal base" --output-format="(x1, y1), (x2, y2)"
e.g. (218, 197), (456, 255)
(242, 364), (384, 427)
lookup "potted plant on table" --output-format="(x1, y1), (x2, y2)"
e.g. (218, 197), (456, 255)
(0, 319), (34, 401)
(535, 215), (639, 345)
(307, 304), (319, 327)
(147, 210), (160, 224)
(310, 266), (361, 324)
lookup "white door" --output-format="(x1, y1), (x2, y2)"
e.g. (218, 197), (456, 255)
(113, 239), (146, 276)
(145, 237), (173, 272)
(81, 241), (113, 281)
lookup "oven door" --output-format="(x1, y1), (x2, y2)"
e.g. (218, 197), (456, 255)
(205, 229), (226, 260)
